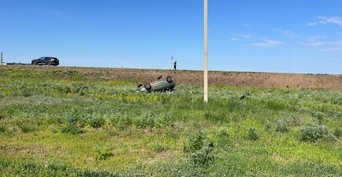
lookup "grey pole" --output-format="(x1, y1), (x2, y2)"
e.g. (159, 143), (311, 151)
(171, 56), (173, 70)
(0, 52), (3, 65)
(204, 0), (208, 103)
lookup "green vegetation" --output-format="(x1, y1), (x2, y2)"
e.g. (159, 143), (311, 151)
(0, 67), (341, 176)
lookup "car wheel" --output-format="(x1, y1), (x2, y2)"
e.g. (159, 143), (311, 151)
(169, 86), (174, 91)
(144, 83), (152, 90)
(166, 76), (173, 83)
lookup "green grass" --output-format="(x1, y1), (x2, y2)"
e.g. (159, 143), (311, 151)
(0, 67), (341, 176)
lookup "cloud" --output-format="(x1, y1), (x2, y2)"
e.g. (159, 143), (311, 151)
(238, 34), (252, 39)
(304, 36), (342, 52)
(318, 16), (342, 25)
(229, 34), (251, 41)
(308, 16), (342, 26)
(246, 38), (284, 47)
(275, 29), (296, 38)
(305, 40), (342, 47)
(232, 34), (283, 47)
(306, 22), (317, 26)
(243, 23), (258, 29)
(283, 30), (296, 38)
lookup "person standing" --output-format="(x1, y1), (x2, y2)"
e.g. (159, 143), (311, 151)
(173, 61), (177, 70)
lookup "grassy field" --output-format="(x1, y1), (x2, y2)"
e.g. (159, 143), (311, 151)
(0, 66), (342, 176)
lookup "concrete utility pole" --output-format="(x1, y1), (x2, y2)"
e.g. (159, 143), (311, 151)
(204, 0), (208, 103)
(0, 52), (3, 65)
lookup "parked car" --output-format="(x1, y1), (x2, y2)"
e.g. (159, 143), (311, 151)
(31, 57), (59, 66)
(136, 75), (176, 92)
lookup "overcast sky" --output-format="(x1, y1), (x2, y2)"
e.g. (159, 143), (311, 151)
(1, 0), (342, 74)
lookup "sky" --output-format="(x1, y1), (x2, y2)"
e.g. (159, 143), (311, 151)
(1, 0), (342, 74)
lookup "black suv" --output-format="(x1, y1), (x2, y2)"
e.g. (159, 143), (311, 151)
(31, 57), (59, 66)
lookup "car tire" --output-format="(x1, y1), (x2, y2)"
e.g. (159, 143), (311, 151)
(166, 76), (173, 83)
(144, 83), (152, 90)
(169, 86), (174, 91)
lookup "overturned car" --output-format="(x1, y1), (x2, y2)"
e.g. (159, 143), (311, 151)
(136, 75), (176, 92)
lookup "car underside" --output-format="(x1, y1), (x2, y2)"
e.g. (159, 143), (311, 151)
(136, 75), (175, 92)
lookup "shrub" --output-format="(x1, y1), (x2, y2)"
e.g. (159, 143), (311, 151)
(275, 119), (289, 132)
(93, 144), (113, 161)
(150, 142), (165, 153)
(66, 116), (78, 125)
(87, 117), (105, 128)
(0, 125), (6, 133)
(311, 111), (324, 124)
(183, 130), (205, 153)
(333, 128), (342, 138)
(182, 130), (215, 168)
(20, 88), (32, 97)
(247, 128), (259, 141)
(300, 123), (337, 142)
(18, 124), (35, 133)
(134, 112), (155, 129)
(264, 122), (273, 132)
(61, 124), (85, 135)
(110, 114), (132, 130)
(16, 121), (36, 133)
(216, 127), (230, 138)
(191, 141), (215, 167)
